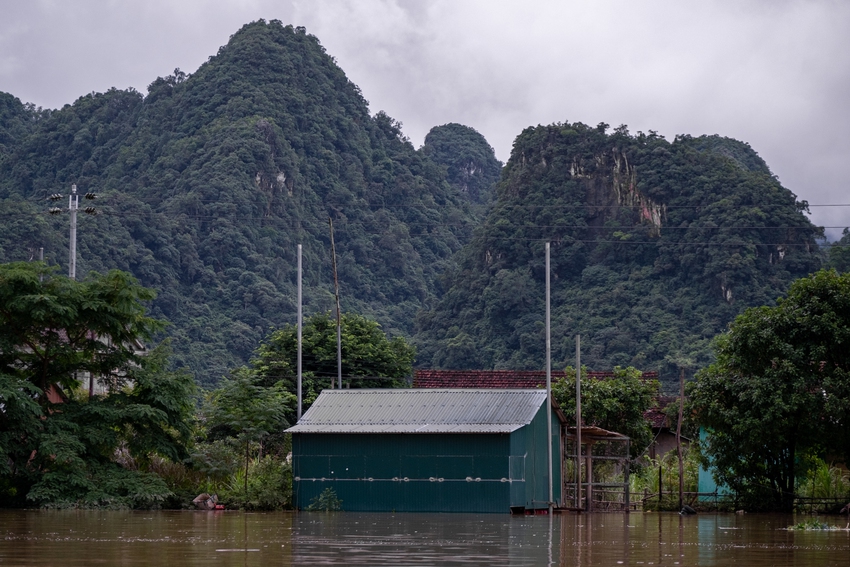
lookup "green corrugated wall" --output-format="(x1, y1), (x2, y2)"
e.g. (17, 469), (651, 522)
(293, 433), (511, 513)
(292, 408), (563, 513)
(509, 401), (563, 509)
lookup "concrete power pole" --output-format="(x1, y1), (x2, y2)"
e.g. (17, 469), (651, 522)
(48, 184), (97, 280)
(576, 334), (582, 510)
(329, 218), (342, 390)
(297, 244), (303, 421)
(68, 184), (78, 279)
(545, 242), (553, 515)
(677, 367), (685, 510)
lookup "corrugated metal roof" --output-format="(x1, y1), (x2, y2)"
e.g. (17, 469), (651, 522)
(286, 389), (550, 434)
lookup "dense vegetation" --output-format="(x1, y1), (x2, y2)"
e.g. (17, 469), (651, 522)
(0, 20), (492, 386)
(0, 20), (838, 394)
(0, 263), (195, 507)
(415, 124), (823, 388)
(420, 123), (502, 208)
(829, 228), (850, 272)
(253, 311), (415, 424)
(6, 20), (848, 513)
(552, 366), (660, 459)
(0, 263), (411, 509)
(689, 269), (850, 512)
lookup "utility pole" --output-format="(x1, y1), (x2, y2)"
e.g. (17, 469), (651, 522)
(68, 185), (78, 279)
(575, 334), (582, 510)
(329, 218), (342, 390)
(545, 242), (553, 515)
(48, 184), (97, 280)
(677, 367), (685, 510)
(297, 244), (303, 421)
(48, 184), (97, 398)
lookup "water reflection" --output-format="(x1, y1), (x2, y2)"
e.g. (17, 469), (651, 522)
(1, 510), (849, 566)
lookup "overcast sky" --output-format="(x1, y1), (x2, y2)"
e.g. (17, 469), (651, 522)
(2, 0), (848, 238)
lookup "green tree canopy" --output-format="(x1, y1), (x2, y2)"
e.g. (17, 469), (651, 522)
(202, 366), (293, 495)
(552, 366), (659, 459)
(0, 262), (195, 507)
(0, 262), (162, 397)
(689, 269), (850, 511)
(253, 311), (415, 422)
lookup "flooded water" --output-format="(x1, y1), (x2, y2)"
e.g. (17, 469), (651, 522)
(1, 509), (849, 566)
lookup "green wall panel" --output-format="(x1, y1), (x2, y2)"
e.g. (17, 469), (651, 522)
(293, 415), (562, 513)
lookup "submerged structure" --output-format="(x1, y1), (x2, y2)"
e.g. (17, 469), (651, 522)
(287, 389), (565, 513)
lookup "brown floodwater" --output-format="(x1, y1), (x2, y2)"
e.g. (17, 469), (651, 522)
(1, 509), (849, 566)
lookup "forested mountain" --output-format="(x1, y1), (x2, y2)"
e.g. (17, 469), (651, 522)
(0, 93), (37, 156)
(828, 229), (850, 272)
(0, 20), (491, 385)
(414, 123), (823, 388)
(0, 21), (830, 390)
(420, 123), (502, 207)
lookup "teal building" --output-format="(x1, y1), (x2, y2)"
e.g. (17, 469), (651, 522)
(697, 428), (732, 501)
(287, 389), (565, 513)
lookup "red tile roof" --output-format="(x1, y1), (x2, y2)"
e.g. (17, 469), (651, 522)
(644, 408), (668, 429)
(643, 395), (678, 429)
(413, 369), (659, 389)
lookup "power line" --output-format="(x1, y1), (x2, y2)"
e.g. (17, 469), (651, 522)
(15, 193), (850, 209)
(3, 206), (849, 246)
(2, 207), (847, 232)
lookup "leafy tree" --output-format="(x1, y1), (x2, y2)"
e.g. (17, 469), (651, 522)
(688, 269), (850, 511)
(203, 367), (293, 498)
(253, 311), (415, 422)
(0, 262), (195, 507)
(24, 343), (195, 508)
(552, 366), (659, 459)
(0, 262), (161, 397)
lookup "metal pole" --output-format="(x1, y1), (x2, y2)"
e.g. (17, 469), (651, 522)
(336, 318), (342, 390)
(69, 184), (78, 280)
(297, 244), (303, 421)
(659, 464), (663, 508)
(677, 367), (685, 510)
(545, 242), (553, 514)
(575, 334), (582, 510)
(329, 218), (342, 390)
(625, 438), (631, 512)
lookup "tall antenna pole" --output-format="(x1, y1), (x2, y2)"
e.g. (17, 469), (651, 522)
(69, 184), (78, 279)
(329, 218), (342, 390)
(297, 244), (303, 421)
(545, 242), (553, 515)
(575, 334), (582, 510)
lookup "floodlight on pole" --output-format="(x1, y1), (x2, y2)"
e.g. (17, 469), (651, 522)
(46, 184), (97, 280)
(69, 185), (78, 279)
